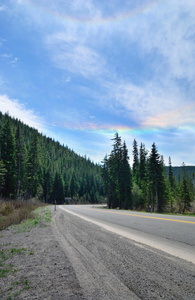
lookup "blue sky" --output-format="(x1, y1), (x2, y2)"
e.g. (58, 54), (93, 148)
(0, 0), (195, 166)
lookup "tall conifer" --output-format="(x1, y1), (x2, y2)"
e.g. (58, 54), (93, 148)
(132, 139), (139, 184)
(27, 131), (41, 197)
(1, 120), (17, 197)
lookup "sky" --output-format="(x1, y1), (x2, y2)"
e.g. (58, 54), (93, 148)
(0, 0), (195, 166)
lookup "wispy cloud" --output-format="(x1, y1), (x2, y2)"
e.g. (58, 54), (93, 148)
(1, 52), (19, 66)
(1, 53), (12, 58)
(0, 5), (7, 12)
(143, 103), (195, 128)
(0, 94), (47, 133)
(45, 32), (107, 79)
(43, 0), (195, 130)
(122, 0), (195, 83)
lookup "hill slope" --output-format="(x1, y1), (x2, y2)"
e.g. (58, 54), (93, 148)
(0, 112), (105, 203)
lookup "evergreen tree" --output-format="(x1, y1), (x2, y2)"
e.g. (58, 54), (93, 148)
(181, 163), (192, 213)
(102, 135), (133, 210)
(107, 153), (119, 208)
(26, 131), (41, 197)
(0, 159), (6, 197)
(64, 172), (70, 198)
(70, 172), (76, 199)
(168, 157), (175, 190)
(43, 170), (53, 203)
(132, 139), (139, 184)
(139, 143), (147, 186)
(0, 120), (17, 198)
(121, 142), (133, 209)
(52, 172), (65, 204)
(148, 143), (167, 212)
(167, 157), (175, 212)
(16, 124), (27, 199)
(138, 143), (148, 209)
(111, 133), (122, 209)
(101, 155), (110, 206)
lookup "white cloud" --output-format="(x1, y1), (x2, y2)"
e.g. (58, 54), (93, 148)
(43, 0), (195, 129)
(99, 78), (190, 128)
(0, 5), (7, 12)
(0, 94), (47, 133)
(1, 53), (12, 58)
(10, 57), (19, 65)
(45, 32), (107, 79)
(1, 53), (19, 66)
(123, 0), (195, 83)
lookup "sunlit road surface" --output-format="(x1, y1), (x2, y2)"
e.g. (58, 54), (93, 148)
(59, 205), (195, 264)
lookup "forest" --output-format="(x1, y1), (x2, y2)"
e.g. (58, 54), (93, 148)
(0, 112), (105, 204)
(102, 133), (195, 213)
(0, 112), (195, 214)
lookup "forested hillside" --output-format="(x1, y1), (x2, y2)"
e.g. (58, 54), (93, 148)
(165, 166), (195, 181)
(1, 112), (194, 213)
(0, 112), (105, 203)
(102, 133), (195, 213)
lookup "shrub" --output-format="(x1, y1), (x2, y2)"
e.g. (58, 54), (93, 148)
(0, 199), (45, 230)
(0, 202), (14, 216)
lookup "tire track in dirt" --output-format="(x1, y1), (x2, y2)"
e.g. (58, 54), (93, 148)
(52, 210), (140, 300)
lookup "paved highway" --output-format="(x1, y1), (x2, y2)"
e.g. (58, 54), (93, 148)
(60, 204), (195, 264)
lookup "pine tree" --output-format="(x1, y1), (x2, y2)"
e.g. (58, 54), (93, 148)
(132, 139), (139, 184)
(148, 143), (167, 212)
(139, 143), (147, 186)
(108, 153), (119, 208)
(102, 135), (133, 210)
(111, 133), (122, 209)
(16, 124), (27, 199)
(138, 143), (148, 209)
(0, 120), (17, 198)
(121, 142), (133, 209)
(26, 131), (41, 198)
(168, 157), (175, 190)
(70, 172), (76, 199)
(43, 170), (53, 203)
(0, 159), (6, 197)
(167, 157), (175, 212)
(52, 172), (65, 204)
(101, 155), (110, 206)
(181, 163), (192, 213)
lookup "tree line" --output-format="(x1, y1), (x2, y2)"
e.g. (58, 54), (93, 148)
(0, 112), (194, 213)
(101, 133), (195, 213)
(0, 112), (105, 203)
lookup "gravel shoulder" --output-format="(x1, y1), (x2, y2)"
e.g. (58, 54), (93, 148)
(0, 206), (195, 300)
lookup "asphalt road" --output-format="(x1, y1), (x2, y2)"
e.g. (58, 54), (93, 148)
(60, 204), (195, 264)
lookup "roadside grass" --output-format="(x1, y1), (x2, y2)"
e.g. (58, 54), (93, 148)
(9, 206), (52, 234)
(0, 243), (34, 299)
(0, 199), (47, 231)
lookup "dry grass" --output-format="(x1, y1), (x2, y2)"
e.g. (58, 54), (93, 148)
(0, 199), (45, 231)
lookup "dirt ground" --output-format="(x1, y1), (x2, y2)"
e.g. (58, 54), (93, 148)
(0, 207), (84, 300)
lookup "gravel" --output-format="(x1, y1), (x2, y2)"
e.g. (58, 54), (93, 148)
(0, 206), (195, 299)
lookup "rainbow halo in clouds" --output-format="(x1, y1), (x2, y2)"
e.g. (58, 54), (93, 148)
(22, 0), (161, 25)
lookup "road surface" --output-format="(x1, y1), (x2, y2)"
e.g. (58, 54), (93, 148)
(51, 205), (195, 299)
(60, 204), (195, 264)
